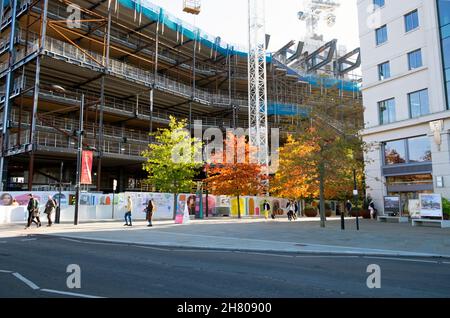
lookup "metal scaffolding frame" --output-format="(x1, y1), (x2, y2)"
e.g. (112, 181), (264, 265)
(0, 0), (362, 192)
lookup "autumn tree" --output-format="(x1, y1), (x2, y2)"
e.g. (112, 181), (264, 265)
(272, 124), (364, 227)
(204, 132), (268, 218)
(142, 116), (202, 219)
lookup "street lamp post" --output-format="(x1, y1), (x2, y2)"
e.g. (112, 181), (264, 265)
(74, 94), (85, 226)
(55, 161), (63, 224)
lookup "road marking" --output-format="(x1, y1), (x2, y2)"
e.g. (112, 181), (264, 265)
(134, 245), (173, 251)
(294, 255), (360, 259)
(40, 289), (104, 298)
(12, 272), (40, 290)
(60, 237), (125, 247)
(363, 256), (439, 264)
(0, 269), (12, 273)
(234, 251), (294, 258)
(443, 262), (450, 265)
(0, 241), (7, 244)
(21, 238), (37, 242)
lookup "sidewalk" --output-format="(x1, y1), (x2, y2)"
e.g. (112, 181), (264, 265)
(1, 217), (450, 258)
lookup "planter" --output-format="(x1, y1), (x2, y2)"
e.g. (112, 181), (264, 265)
(325, 209), (332, 218)
(304, 208), (318, 217)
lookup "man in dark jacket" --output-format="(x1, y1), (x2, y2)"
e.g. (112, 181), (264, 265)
(25, 194), (41, 229)
(345, 200), (353, 217)
(44, 195), (57, 227)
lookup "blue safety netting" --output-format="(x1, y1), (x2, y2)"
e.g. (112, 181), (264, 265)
(119, 0), (360, 93)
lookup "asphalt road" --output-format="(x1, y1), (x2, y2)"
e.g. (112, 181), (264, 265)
(1, 235), (450, 298)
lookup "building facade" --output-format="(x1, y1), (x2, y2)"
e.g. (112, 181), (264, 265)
(358, 0), (450, 214)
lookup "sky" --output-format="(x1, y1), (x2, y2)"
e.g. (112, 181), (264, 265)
(146, 0), (360, 53)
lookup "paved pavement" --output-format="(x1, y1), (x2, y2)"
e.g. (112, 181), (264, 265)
(1, 217), (450, 257)
(1, 235), (450, 298)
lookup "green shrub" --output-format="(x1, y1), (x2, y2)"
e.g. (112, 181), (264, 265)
(443, 198), (450, 216)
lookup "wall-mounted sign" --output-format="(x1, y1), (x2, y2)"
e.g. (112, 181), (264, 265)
(419, 193), (443, 218)
(384, 196), (400, 216)
(436, 176), (444, 188)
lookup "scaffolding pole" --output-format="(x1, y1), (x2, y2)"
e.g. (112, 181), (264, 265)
(0, 0), (18, 191)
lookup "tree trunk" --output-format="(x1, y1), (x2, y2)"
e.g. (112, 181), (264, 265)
(237, 194), (241, 219)
(319, 161), (326, 228)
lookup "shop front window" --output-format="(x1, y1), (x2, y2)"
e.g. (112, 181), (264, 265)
(384, 140), (406, 165)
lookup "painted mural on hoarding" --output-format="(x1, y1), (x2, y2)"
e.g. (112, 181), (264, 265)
(125, 192), (174, 220)
(177, 194), (217, 217)
(0, 192), (72, 207)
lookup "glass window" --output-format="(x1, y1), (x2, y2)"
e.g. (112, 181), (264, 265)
(408, 49), (423, 70)
(373, 0), (385, 9)
(408, 136), (432, 163)
(408, 89), (429, 118)
(438, 0), (450, 27)
(378, 61), (391, 80)
(405, 10), (419, 32)
(378, 98), (396, 125)
(376, 25), (388, 45)
(384, 140), (406, 165)
(437, 0), (450, 109)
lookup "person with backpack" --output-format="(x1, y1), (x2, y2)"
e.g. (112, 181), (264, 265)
(145, 199), (155, 227)
(25, 194), (41, 229)
(44, 195), (57, 227)
(124, 196), (133, 227)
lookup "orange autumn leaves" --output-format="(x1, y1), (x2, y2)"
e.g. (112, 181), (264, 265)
(204, 133), (268, 197)
(271, 127), (361, 200)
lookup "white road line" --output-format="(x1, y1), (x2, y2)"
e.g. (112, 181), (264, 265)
(0, 269), (13, 273)
(60, 237), (125, 247)
(12, 272), (40, 290)
(134, 245), (173, 251)
(21, 238), (37, 242)
(363, 256), (439, 264)
(40, 289), (104, 298)
(0, 241), (7, 243)
(234, 251), (294, 258)
(294, 255), (360, 259)
(443, 262), (450, 265)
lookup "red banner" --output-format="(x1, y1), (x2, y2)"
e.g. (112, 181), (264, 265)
(81, 150), (94, 185)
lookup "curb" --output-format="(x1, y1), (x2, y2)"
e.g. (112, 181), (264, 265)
(49, 234), (450, 260)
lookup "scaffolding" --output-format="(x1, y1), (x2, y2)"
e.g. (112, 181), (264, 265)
(0, 0), (362, 192)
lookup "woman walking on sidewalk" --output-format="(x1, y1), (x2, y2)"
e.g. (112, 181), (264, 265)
(124, 196), (133, 227)
(145, 199), (155, 227)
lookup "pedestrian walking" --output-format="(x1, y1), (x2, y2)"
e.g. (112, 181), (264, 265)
(294, 201), (299, 218)
(369, 199), (377, 220)
(25, 194), (41, 229)
(145, 199), (155, 227)
(44, 195), (57, 227)
(124, 196), (133, 227)
(286, 200), (295, 221)
(345, 200), (353, 217)
(262, 200), (271, 220)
